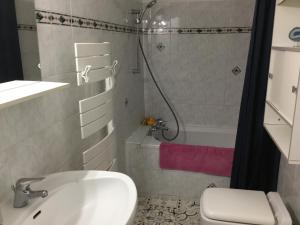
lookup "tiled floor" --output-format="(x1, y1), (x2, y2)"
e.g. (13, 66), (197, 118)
(133, 196), (200, 225)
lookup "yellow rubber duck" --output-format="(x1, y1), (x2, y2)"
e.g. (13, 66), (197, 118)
(142, 117), (157, 126)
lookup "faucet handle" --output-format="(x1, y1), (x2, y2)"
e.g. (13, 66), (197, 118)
(14, 177), (45, 190)
(157, 118), (167, 126)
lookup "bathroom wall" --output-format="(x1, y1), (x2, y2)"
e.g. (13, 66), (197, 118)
(278, 158), (300, 224)
(15, 0), (41, 80)
(0, 0), (144, 201)
(142, 0), (255, 131)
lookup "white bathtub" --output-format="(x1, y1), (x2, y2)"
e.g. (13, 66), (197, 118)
(125, 126), (235, 199)
(153, 124), (237, 148)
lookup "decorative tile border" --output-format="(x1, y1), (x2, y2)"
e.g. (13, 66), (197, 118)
(35, 10), (251, 35)
(142, 26), (252, 35)
(17, 24), (37, 31)
(232, 66), (242, 75)
(35, 10), (137, 33)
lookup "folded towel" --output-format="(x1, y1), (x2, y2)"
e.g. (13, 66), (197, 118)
(160, 143), (234, 177)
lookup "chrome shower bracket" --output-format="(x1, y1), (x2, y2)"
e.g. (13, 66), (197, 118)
(131, 9), (141, 15)
(132, 68), (140, 74)
(130, 9), (142, 24)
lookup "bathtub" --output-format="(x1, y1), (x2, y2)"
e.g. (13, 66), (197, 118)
(125, 126), (236, 199)
(153, 124), (237, 148)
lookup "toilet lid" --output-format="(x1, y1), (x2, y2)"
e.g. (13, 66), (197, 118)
(201, 188), (275, 225)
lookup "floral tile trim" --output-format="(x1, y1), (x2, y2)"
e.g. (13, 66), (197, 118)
(232, 66), (242, 75)
(35, 10), (251, 35)
(134, 196), (200, 225)
(35, 10), (137, 33)
(142, 27), (252, 35)
(17, 24), (37, 31)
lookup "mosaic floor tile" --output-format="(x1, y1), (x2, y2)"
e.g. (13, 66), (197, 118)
(133, 196), (200, 225)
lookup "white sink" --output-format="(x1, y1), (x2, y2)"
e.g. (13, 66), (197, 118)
(1, 171), (137, 225)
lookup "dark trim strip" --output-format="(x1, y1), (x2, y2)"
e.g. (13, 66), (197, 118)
(142, 27), (252, 35)
(35, 10), (252, 35)
(35, 10), (137, 33)
(17, 24), (37, 31)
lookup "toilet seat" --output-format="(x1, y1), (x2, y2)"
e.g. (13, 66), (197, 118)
(200, 188), (276, 225)
(200, 205), (252, 225)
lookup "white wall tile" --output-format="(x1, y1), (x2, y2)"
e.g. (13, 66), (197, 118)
(278, 157), (300, 223)
(144, 33), (250, 129)
(35, 0), (71, 14)
(0, 0), (144, 202)
(15, 0), (41, 81)
(15, 0), (36, 25)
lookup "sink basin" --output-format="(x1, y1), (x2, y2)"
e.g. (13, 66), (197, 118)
(1, 171), (137, 225)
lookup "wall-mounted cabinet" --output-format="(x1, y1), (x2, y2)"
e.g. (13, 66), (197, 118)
(277, 0), (300, 7)
(265, 0), (300, 164)
(265, 48), (300, 164)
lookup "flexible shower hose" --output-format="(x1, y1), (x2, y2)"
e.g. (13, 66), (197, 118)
(138, 37), (179, 141)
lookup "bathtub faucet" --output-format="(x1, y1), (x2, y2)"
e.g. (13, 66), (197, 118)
(152, 118), (169, 132)
(157, 118), (167, 126)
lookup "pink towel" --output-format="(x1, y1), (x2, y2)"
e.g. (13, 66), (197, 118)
(160, 143), (234, 177)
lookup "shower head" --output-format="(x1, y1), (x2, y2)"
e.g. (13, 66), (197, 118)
(137, 0), (158, 24)
(146, 0), (158, 9)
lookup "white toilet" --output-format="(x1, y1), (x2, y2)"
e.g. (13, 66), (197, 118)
(200, 188), (292, 225)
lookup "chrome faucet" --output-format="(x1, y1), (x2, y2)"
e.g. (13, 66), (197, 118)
(12, 178), (48, 208)
(151, 118), (169, 132)
(156, 118), (167, 126)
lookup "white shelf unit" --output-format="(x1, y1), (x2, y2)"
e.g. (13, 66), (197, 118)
(265, 124), (292, 159)
(0, 81), (69, 110)
(272, 46), (300, 52)
(264, 1), (300, 164)
(277, 0), (300, 7)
